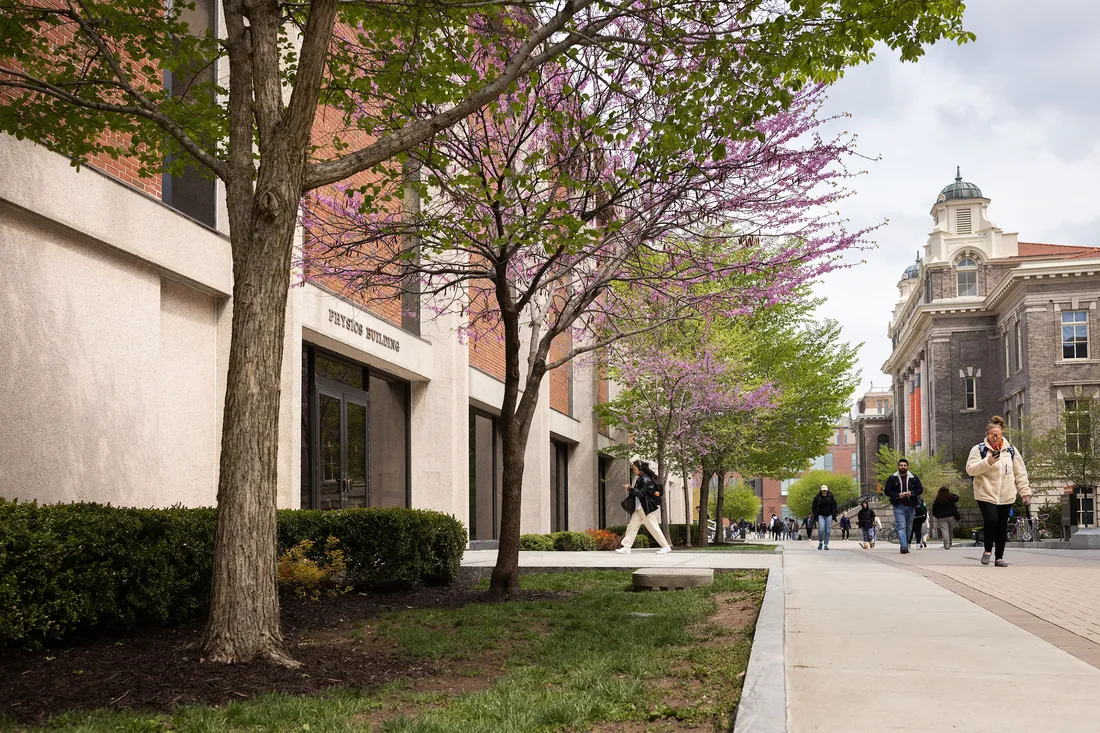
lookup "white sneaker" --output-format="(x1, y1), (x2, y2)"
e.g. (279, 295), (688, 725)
(614, 547), (631, 554)
(656, 546), (672, 554)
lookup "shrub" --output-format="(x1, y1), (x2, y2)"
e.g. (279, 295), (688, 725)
(277, 507), (467, 590)
(585, 528), (623, 551)
(550, 531), (596, 551)
(0, 500), (466, 649)
(634, 534), (652, 548)
(277, 537), (349, 600)
(519, 534), (555, 551)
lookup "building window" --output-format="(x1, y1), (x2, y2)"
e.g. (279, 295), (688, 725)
(1004, 334), (1011, 375)
(877, 434), (890, 453)
(1065, 400), (1092, 454)
(1062, 311), (1089, 360)
(924, 275), (932, 303)
(1014, 321), (1023, 372)
(965, 376), (976, 410)
(780, 478), (794, 496)
(550, 440), (570, 532)
(851, 452), (858, 475)
(956, 258), (978, 297)
(469, 410), (503, 541)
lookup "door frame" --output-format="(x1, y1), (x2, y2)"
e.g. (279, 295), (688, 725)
(313, 375), (371, 510)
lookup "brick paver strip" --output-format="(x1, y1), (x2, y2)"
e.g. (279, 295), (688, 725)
(864, 552), (1100, 670)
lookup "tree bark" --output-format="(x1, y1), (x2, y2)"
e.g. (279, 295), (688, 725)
(697, 468), (713, 546)
(681, 453), (692, 547)
(655, 434), (671, 544)
(199, 0), (336, 665)
(489, 304), (545, 595)
(714, 470), (726, 545)
(200, 207), (299, 666)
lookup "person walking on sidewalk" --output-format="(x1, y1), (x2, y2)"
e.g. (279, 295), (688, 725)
(857, 500), (877, 549)
(616, 460), (672, 555)
(770, 515), (783, 542)
(883, 457), (924, 554)
(812, 485), (838, 550)
(931, 486), (962, 549)
(839, 514), (852, 541)
(803, 514), (814, 542)
(966, 416), (1031, 567)
(911, 497), (929, 549)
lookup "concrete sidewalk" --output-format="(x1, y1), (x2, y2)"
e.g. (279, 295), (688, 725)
(783, 541), (1100, 733)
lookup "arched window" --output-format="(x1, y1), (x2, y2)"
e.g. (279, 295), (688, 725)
(957, 257), (978, 297)
(877, 434), (890, 451)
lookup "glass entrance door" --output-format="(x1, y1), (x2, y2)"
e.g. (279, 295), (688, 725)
(316, 379), (370, 509)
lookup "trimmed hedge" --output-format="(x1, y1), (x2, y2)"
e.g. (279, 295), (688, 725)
(0, 500), (466, 650)
(519, 534), (555, 551)
(550, 531), (596, 551)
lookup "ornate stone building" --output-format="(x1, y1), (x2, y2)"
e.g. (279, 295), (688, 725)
(883, 169), (1100, 506)
(853, 387), (893, 493)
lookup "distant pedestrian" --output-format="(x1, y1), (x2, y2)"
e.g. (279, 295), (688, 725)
(839, 514), (852, 541)
(616, 460), (672, 554)
(770, 515), (782, 541)
(857, 500), (877, 549)
(966, 416), (1030, 567)
(803, 514), (814, 542)
(910, 498), (928, 549)
(787, 517), (797, 541)
(812, 485), (838, 550)
(883, 457), (924, 554)
(931, 486), (961, 549)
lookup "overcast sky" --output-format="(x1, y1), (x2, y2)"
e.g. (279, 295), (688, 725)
(813, 0), (1100, 409)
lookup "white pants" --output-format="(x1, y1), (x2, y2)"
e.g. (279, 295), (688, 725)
(622, 507), (670, 548)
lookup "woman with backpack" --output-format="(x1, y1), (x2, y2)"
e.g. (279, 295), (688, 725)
(616, 460), (672, 554)
(931, 486), (962, 549)
(965, 415), (1031, 567)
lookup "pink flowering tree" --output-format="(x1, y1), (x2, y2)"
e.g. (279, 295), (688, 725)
(302, 50), (871, 590)
(595, 315), (775, 543)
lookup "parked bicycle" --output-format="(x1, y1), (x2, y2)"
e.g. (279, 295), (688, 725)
(1008, 513), (1062, 542)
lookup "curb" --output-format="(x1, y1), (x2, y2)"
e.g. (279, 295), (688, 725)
(733, 566), (786, 733)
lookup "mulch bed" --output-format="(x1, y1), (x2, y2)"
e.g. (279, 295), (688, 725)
(1, 585), (568, 724)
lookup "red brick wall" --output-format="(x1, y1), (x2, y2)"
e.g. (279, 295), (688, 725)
(548, 330), (572, 415)
(467, 283), (507, 381)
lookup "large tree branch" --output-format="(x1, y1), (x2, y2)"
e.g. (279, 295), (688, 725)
(302, 0), (620, 190)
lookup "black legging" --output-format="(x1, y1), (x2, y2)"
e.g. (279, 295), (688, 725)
(841, 527), (850, 540)
(909, 517), (925, 545)
(978, 501), (1012, 559)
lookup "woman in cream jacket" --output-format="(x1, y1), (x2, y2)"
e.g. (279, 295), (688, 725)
(965, 416), (1030, 567)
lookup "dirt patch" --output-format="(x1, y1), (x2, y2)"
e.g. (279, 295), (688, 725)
(0, 586), (566, 724)
(627, 591), (762, 732)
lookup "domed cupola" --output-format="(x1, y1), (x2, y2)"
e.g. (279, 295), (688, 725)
(902, 262), (920, 280)
(936, 166), (983, 203)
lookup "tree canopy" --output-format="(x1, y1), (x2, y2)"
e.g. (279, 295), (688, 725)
(786, 470), (859, 518)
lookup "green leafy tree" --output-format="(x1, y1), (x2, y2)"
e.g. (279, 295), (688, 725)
(1012, 398), (1100, 505)
(0, 0), (971, 662)
(707, 481), (762, 524)
(786, 470), (858, 518)
(693, 298), (860, 543)
(873, 446), (971, 507)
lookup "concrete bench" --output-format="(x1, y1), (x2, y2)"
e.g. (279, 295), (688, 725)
(632, 567), (714, 591)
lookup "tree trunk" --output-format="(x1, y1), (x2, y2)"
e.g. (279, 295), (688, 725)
(697, 468), (713, 546)
(655, 435), (671, 544)
(489, 307), (544, 595)
(200, 211), (298, 666)
(681, 453), (692, 548)
(714, 470), (726, 545)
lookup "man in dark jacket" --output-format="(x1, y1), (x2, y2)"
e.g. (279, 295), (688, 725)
(857, 501), (877, 548)
(883, 458), (924, 554)
(811, 485), (839, 550)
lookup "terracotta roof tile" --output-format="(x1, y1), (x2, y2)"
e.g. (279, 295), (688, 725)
(1017, 241), (1096, 257)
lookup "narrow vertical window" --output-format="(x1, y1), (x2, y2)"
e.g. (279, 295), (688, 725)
(1065, 399), (1092, 453)
(956, 258), (978, 297)
(965, 377), (976, 410)
(1014, 320), (1022, 371)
